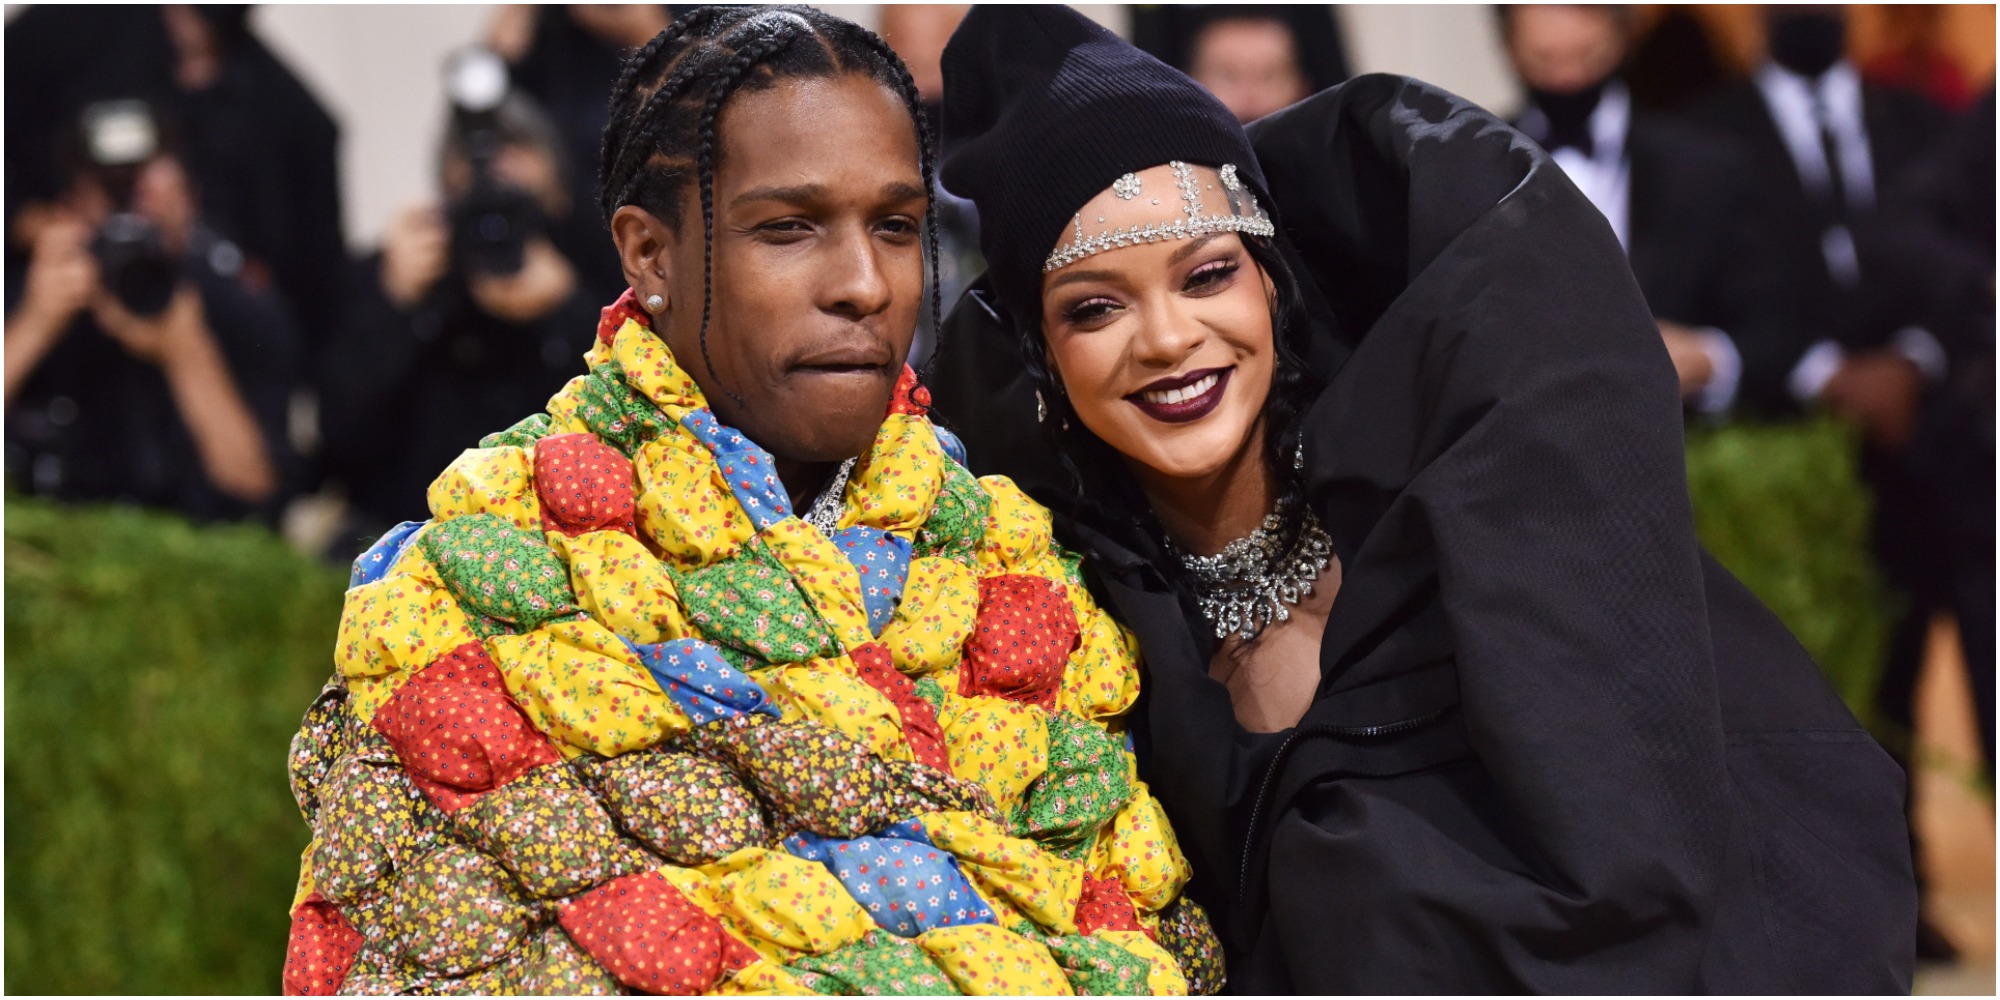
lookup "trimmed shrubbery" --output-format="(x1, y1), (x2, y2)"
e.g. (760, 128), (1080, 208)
(5, 496), (344, 995)
(1686, 417), (1895, 720)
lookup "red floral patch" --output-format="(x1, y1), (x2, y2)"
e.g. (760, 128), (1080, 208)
(282, 893), (363, 996)
(1074, 874), (1152, 939)
(958, 575), (1080, 711)
(887, 364), (931, 416)
(849, 641), (951, 771)
(535, 433), (639, 538)
(596, 287), (651, 349)
(558, 870), (760, 994)
(371, 641), (563, 812)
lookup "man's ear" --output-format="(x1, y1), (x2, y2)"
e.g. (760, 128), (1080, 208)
(610, 204), (677, 306)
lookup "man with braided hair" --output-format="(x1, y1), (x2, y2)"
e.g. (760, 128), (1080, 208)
(280, 7), (1222, 995)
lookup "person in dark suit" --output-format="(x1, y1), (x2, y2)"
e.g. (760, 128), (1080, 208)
(1504, 4), (1808, 418)
(1690, 7), (1950, 420)
(1690, 5), (1960, 962)
(1500, 4), (1792, 420)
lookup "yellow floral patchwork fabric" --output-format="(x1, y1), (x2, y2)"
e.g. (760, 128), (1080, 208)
(281, 294), (1221, 995)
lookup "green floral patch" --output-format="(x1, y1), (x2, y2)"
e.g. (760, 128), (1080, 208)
(417, 513), (579, 632)
(573, 362), (673, 457)
(479, 412), (554, 451)
(451, 763), (646, 899)
(914, 459), (989, 560)
(464, 611), (517, 641)
(1031, 927), (1154, 996)
(911, 676), (946, 714)
(1057, 548), (1087, 594)
(786, 929), (962, 996)
(1010, 712), (1132, 858)
(714, 643), (763, 677)
(668, 539), (838, 666)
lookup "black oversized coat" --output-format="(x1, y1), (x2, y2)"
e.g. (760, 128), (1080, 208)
(929, 74), (1915, 993)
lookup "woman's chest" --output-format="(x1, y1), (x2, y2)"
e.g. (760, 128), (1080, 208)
(1206, 558), (1342, 732)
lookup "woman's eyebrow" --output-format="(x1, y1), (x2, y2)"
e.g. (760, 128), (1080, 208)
(1167, 234), (1221, 266)
(1048, 268), (1121, 291)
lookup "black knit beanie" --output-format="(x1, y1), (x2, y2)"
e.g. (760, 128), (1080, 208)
(939, 5), (1271, 323)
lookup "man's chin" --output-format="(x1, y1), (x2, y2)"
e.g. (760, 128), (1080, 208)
(747, 397), (891, 465)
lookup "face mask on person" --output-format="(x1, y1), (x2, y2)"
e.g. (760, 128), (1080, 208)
(1768, 12), (1846, 78)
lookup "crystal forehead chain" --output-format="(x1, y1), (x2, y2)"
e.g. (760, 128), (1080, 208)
(1044, 160), (1275, 273)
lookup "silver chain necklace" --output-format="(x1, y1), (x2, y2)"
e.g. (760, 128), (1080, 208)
(800, 457), (858, 535)
(1170, 499), (1334, 641)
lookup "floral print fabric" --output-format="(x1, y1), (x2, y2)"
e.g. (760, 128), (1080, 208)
(283, 291), (1219, 994)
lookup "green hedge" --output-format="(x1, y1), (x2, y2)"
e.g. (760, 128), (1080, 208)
(4, 496), (345, 995)
(1685, 417), (1896, 721)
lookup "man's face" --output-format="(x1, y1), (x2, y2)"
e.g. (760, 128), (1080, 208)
(657, 73), (926, 466)
(1189, 18), (1310, 123)
(1505, 5), (1627, 95)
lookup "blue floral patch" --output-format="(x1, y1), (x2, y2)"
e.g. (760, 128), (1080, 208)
(932, 425), (969, 467)
(680, 408), (790, 531)
(350, 520), (426, 589)
(782, 819), (995, 937)
(829, 526), (912, 637)
(622, 637), (780, 726)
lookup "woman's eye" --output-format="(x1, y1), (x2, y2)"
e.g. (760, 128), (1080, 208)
(1185, 259), (1239, 291)
(1064, 297), (1120, 324)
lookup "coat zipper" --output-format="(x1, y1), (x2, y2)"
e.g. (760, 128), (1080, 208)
(1235, 705), (1457, 904)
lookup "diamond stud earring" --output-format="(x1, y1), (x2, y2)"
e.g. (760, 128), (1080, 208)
(644, 294), (666, 314)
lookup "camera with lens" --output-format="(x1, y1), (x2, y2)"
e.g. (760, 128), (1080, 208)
(443, 48), (547, 278)
(78, 101), (181, 317)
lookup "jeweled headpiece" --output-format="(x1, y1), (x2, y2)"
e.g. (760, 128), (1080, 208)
(1043, 160), (1275, 273)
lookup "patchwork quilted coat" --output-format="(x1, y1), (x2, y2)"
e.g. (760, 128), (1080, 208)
(281, 292), (1223, 995)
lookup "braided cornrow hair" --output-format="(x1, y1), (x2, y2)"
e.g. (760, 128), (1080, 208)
(599, 6), (940, 401)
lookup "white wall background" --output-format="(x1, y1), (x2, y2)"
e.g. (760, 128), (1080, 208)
(19, 4), (1517, 252)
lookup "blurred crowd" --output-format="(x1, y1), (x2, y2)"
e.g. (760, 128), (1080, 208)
(2, 0), (1992, 954)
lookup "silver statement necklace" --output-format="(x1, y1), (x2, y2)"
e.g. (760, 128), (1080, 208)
(1171, 499), (1335, 641)
(801, 457), (858, 535)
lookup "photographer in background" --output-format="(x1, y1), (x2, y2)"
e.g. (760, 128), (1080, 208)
(320, 57), (596, 554)
(4, 100), (299, 523)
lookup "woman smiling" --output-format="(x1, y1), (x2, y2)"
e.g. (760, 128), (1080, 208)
(933, 5), (1915, 993)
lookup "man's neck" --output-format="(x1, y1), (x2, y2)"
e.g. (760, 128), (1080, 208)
(776, 457), (844, 512)
(1131, 419), (1277, 557)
